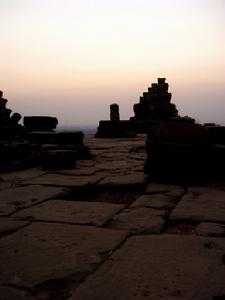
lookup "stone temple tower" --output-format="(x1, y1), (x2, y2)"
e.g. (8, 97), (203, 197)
(132, 78), (178, 121)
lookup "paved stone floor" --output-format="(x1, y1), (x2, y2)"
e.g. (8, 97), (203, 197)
(0, 135), (225, 299)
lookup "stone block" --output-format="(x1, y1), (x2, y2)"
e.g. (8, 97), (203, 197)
(14, 200), (124, 226)
(170, 187), (225, 223)
(71, 235), (225, 300)
(110, 207), (165, 234)
(0, 185), (67, 215)
(0, 223), (127, 287)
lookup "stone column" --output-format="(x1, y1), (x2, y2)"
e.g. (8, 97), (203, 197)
(110, 103), (120, 121)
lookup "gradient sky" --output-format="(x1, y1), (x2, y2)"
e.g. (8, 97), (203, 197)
(1, 0), (225, 127)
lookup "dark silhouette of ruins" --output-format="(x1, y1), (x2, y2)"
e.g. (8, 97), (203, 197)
(131, 78), (178, 121)
(96, 78), (188, 138)
(110, 103), (120, 122)
(0, 91), (23, 139)
(0, 91), (90, 171)
(24, 116), (58, 131)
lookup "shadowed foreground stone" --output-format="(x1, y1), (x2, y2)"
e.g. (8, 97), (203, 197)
(0, 223), (127, 288)
(98, 174), (147, 189)
(130, 194), (176, 209)
(146, 183), (184, 196)
(196, 222), (225, 237)
(14, 200), (124, 226)
(24, 174), (102, 189)
(0, 218), (29, 235)
(0, 286), (30, 300)
(71, 235), (225, 300)
(170, 187), (225, 223)
(0, 185), (67, 216)
(0, 168), (45, 182)
(110, 207), (165, 234)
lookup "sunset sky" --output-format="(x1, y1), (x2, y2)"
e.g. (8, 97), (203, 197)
(1, 0), (225, 127)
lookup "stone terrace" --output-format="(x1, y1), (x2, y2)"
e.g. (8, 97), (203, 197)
(0, 135), (225, 299)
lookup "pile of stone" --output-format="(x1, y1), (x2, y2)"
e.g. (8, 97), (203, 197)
(132, 78), (178, 122)
(145, 121), (225, 182)
(0, 91), (34, 171)
(23, 116), (90, 169)
(39, 132), (91, 170)
(0, 91), (23, 140)
(0, 91), (91, 171)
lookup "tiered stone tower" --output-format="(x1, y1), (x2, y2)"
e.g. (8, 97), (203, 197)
(132, 78), (178, 121)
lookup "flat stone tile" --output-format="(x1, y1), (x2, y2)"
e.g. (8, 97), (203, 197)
(146, 183), (184, 197)
(14, 200), (124, 226)
(24, 174), (102, 188)
(98, 174), (147, 189)
(110, 207), (165, 234)
(0, 185), (67, 216)
(196, 222), (225, 237)
(0, 218), (29, 235)
(170, 187), (225, 223)
(53, 167), (96, 176)
(130, 194), (176, 209)
(95, 161), (132, 172)
(71, 235), (225, 300)
(0, 223), (127, 288)
(1, 168), (46, 182)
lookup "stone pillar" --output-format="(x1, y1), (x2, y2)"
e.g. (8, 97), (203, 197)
(110, 103), (120, 121)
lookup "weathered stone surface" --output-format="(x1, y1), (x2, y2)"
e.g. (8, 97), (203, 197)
(0, 223), (127, 288)
(0, 218), (29, 235)
(24, 174), (102, 188)
(96, 161), (134, 172)
(0, 286), (30, 300)
(0, 185), (66, 216)
(14, 200), (124, 226)
(110, 207), (165, 234)
(71, 235), (225, 300)
(54, 167), (96, 176)
(0, 181), (11, 191)
(130, 194), (176, 209)
(170, 187), (225, 223)
(98, 174), (147, 189)
(196, 222), (225, 237)
(0, 168), (45, 182)
(146, 183), (184, 196)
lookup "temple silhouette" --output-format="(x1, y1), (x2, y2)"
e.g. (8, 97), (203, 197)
(96, 78), (194, 138)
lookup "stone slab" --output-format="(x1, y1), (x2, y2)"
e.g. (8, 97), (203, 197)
(170, 187), (225, 223)
(0, 168), (46, 182)
(14, 200), (124, 226)
(0, 185), (67, 216)
(54, 167), (96, 176)
(0, 223), (127, 288)
(71, 235), (225, 300)
(98, 174), (147, 189)
(24, 174), (102, 188)
(110, 207), (165, 234)
(146, 183), (184, 197)
(196, 222), (225, 237)
(130, 194), (176, 209)
(0, 218), (29, 235)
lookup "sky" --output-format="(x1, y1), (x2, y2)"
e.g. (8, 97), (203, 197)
(1, 0), (225, 127)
